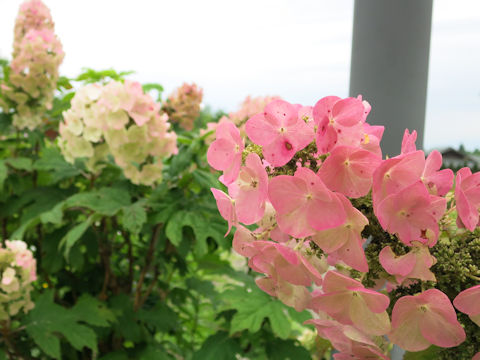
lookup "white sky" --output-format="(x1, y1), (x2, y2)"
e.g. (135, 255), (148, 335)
(0, 0), (479, 151)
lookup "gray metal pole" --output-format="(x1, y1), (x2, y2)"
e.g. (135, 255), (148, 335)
(349, 0), (433, 157)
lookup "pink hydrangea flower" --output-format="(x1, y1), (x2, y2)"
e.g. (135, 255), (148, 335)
(379, 243), (436, 284)
(360, 123), (384, 157)
(268, 167), (346, 238)
(207, 121), (244, 184)
(245, 99), (314, 167)
(453, 285), (480, 326)
(313, 96), (366, 154)
(227, 153), (268, 225)
(311, 194), (369, 272)
(248, 240), (324, 287)
(211, 188), (236, 236)
(389, 289), (466, 351)
(310, 271), (391, 335)
(256, 276), (311, 311)
(318, 145), (381, 198)
(372, 150), (425, 206)
(376, 181), (445, 246)
(455, 167), (480, 231)
(422, 150), (454, 196)
(305, 318), (388, 359)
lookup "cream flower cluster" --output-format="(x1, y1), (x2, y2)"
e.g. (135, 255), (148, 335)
(0, 240), (36, 320)
(1, 0), (64, 130)
(59, 81), (178, 186)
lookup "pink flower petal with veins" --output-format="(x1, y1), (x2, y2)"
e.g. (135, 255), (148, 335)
(379, 246), (416, 278)
(422, 150), (454, 196)
(401, 129), (417, 154)
(229, 153), (268, 224)
(455, 167), (480, 231)
(232, 226), (257, 257)
(376, 181), (439, 246)
(312, 96), (341, 126)
(211, 188), (236, 236)
(372, 150), (425, 206)
(453, 285), (480, 326)
(245, 100), (314, 166)
(390, 289), (466, 351)
(268, 168), (346, 238)
(332, 97), (366, 127)
(319, 145), (381, 198)
(207, 121), (244, 184)
(310, 271), (390, 335)
(312, 194), (369, 272)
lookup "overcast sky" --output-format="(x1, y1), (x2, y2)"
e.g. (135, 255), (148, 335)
(0, 0), (479, 151)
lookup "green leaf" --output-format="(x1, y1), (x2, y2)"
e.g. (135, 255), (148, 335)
(27, 325), (61, 359)
(26, 291), (98, 358)
(76, 68), (134, 83)
(142, 83), (163, 101)
(404, 346), (442, 360)
(224, 286), (291, 339)
(40, 202), (64, 224)
(98, 352), (129, 360)
(165, 210), (225, 256)
(59, 217), (92, 258)
(193, 331), (241, 360)
(0, 160), (7, 190)
(71, 294), (115, 327)
(109, 294), (142, 342)
(5, 157), (32, 171)
(266, 339), (311, 360)
(138, 302), (178, 333)
(65, 187), (131, 216)
(34, 147), (81, 183)
(137, 345), (170, 360)
(122, 201), (147, 234)
(191, 169), (220, 189)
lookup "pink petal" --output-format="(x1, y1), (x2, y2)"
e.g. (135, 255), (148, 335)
(232, 226), (257, 257)
(310, 291), (353, 325)
(390, 295), (431, 351)
(356, 288), (390, 313)
(332, 97), (365, 127)
(313, 96), (341, 126)
(207, 138), (236, 170)
(453, 285), (480, 316)
(349, 293), (391, 335)
(420, 306), (466, 348)
(262, 135), (298, 167)
(245, 113), (277, 146)
(211, 188), (235, 235)
(323, 271), (361, 293)
(401, 129), (417, 154)
(264, 99), (298, 127)
(319, 145), (381, 198)
(379, 246), (416, 277)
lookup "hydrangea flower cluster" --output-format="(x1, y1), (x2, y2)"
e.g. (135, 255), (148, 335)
(0, 0), (64, 130)
(162, 83), (203, 131)
(208, 96), (480, 359)
(59, 80), (178, 185)
(0, 240), (36, 320)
